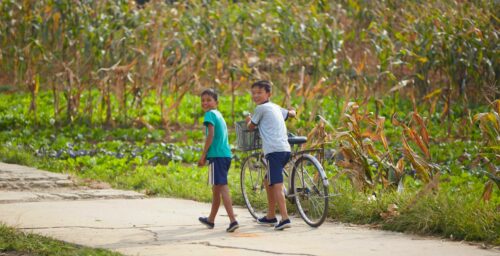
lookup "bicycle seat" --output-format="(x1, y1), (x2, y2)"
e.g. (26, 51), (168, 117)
(288, 135), (307, 145)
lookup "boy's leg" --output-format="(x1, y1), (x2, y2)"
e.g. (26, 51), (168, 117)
(219, 185), (236, 223)
(208, 185), (221, 222)
(207, 157), (231, 223)
(271, 182), (289, 220)
(266, 152), (291, 221)
(264, 178), (277, 219)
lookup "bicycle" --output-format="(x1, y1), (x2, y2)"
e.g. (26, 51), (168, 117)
(235, 121), (330, 227)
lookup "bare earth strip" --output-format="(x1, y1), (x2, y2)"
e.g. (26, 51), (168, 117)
(0, 162), (498, 256)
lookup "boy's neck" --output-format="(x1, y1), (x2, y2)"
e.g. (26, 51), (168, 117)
(259, 100), (270, 105)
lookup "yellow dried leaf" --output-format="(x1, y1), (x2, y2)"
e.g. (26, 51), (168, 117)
(493, 99), (500, 114)
(482, 181), (494, 202)
(34, 74), (39, 95)
(355, 53), (366, 76)
(216, 59), (223, 73)
(418, 57), (428, 63)
(391, 113), (401, 126)
(52, 12), (60, 32)
(422, 89), (442, 100)
(396, 157), (405, 176)
(440, 101), (449, 119)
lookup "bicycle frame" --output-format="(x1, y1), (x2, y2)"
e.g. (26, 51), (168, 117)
(289, 145), (329, 188)
(247, 145), (329, 199)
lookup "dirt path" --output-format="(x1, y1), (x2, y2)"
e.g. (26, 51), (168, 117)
(0, 162), (498, 256)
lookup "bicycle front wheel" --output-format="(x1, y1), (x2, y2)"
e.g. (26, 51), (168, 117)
(240, 153), (267, 220)
(291, 154), (329, 227)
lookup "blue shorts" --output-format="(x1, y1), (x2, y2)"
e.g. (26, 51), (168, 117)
(265, 152), (291, 186)
(207, 157), (231, 185)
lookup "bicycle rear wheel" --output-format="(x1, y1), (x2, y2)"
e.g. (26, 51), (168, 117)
(291, 154), (329, 227)
(240, 153), (267, 220)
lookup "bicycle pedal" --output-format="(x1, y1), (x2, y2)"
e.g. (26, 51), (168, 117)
(295, 187), (305, 193)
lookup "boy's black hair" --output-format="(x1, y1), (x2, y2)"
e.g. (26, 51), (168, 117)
(200, 88), (218, 101)
(251, 80), (272, 93)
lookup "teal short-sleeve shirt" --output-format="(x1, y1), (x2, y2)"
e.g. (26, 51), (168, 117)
(204, 109), (232, 158)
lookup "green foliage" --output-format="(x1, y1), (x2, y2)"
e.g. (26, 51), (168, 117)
(0, 223), (122, 256)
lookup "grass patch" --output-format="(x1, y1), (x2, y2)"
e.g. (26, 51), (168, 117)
(383, 190), (500, 244)
(329, 183), (500, 245)
(0, 223), (122, 256)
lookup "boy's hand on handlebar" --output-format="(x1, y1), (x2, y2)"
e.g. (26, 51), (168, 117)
(288, 109), (296, 118)
(245, 114), (257, 130)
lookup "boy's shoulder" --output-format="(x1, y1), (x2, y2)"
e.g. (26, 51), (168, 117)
(205, 109), (221, 115)
(256, 101), (279, 110)
(204, 109), (226, 120)
(256, 102), (284, 115)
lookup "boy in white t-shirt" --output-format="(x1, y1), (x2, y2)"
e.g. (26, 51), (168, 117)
(246, 80), (295, 230)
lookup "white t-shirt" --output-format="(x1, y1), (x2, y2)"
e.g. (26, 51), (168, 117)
(251, 102), (290, 155)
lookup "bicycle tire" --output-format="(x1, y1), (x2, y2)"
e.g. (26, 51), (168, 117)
(291, 154), (329, 227)
(240, 153), (267, 220)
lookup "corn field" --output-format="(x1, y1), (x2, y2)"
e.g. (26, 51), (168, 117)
(0, 0), (497, 128)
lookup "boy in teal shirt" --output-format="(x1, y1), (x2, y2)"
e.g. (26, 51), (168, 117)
(198, 89), (239, 232)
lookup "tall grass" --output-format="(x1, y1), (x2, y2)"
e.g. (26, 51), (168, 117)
(383, 190), (500, 244)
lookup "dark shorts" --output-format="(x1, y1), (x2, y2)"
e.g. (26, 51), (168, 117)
(207, 157), (231, 185)
(265, 152), (291, 186)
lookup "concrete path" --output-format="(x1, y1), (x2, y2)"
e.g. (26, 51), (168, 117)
(0, 162), (498, 256)
(0, 162), (143, 203)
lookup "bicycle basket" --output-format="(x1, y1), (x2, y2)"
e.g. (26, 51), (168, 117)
(235, 121), (261, 151)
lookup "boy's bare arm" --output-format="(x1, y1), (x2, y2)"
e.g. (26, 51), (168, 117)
(198, 124), (214, 167)
(245, 115), (257, 130)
